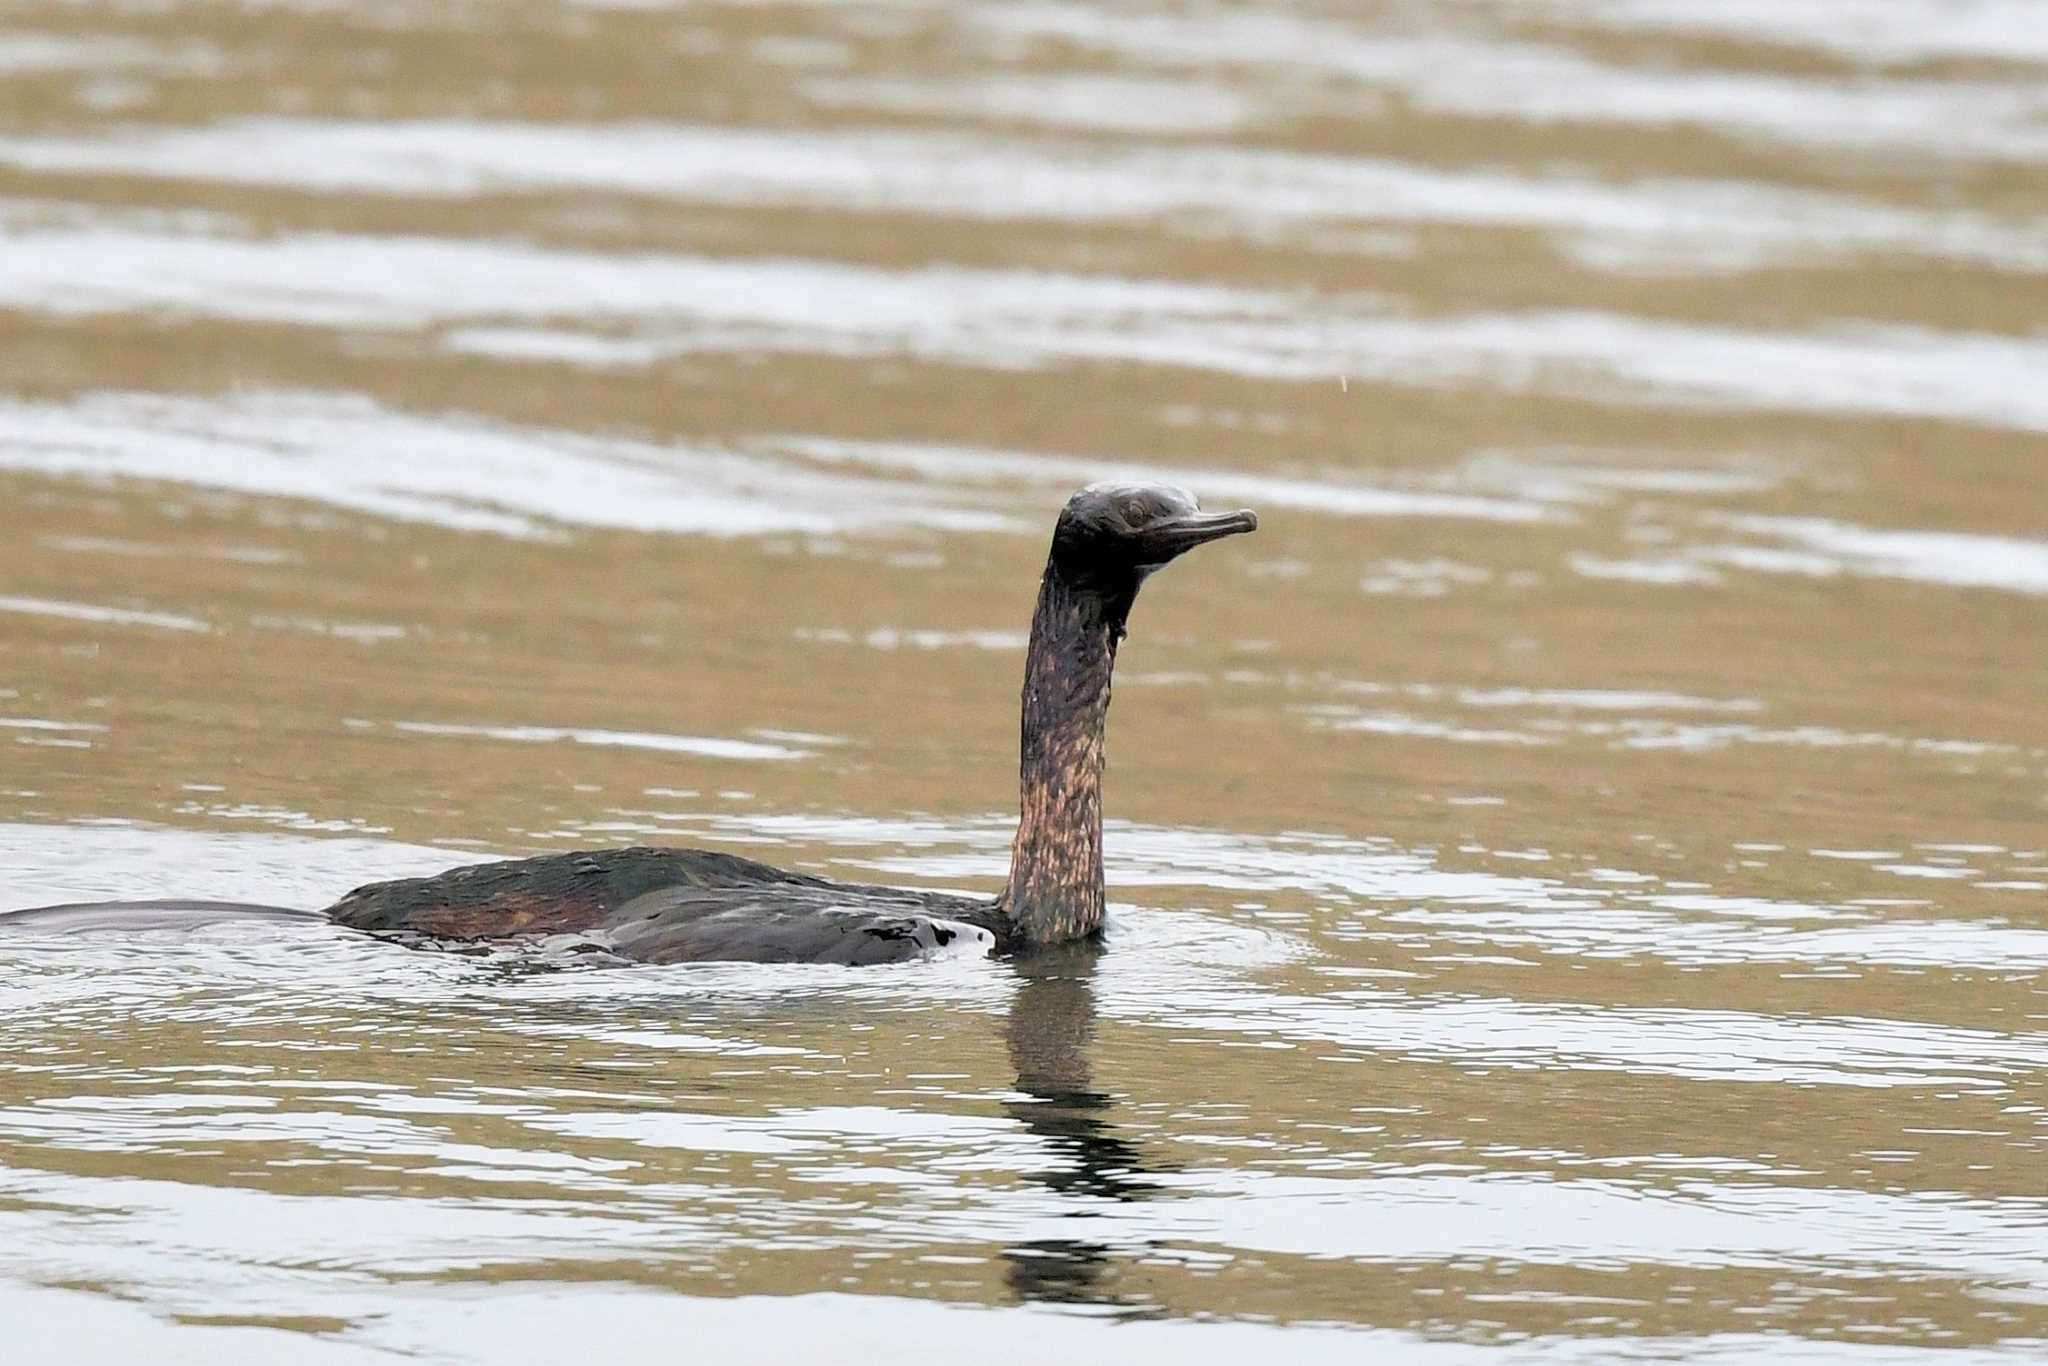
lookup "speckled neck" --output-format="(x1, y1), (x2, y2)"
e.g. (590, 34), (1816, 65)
(997, 561), (1131, 946)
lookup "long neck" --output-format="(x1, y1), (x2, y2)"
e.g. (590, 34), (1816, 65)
(998, 562), (1128, 945)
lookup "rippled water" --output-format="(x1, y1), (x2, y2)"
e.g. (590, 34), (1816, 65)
(2, 0), (2044, 1360)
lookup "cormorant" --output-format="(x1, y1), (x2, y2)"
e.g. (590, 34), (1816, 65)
(6, 483), (1256, 965)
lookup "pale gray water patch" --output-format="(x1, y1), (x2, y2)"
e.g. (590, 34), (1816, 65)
(438, 328), (672, 368)
(0, 30), (223, 77)
(247, 613), (412, 643)
(1506, 0), (2048, 66)
(9, 224), (2048, 431)
(17, 1000), (2043, 1295)
(779, 435), (1561, 524)
(1709, 517), (2048, 596)
(41, 532), (300, 564)
(0, 192), (242, 236)
(0, 717), (109, 732)
(1603, 722), (1900, 753)
(169, 799), (391, 835)
(1359, 559), (1494, 596)
(1539, 718), (2012, 760)
(0, 593), (208, 632)
(5, 1283), (377, 1366)
(1877, 864), (1982, 881)
(1457, 451), (1785, 503)
(852, 628), (1028, 652)
(1316, 313), (2048, 435)
(0, 820), (478, 914)
(0, 1099), (637, 1181)
(1294, 688), (2015, 774)
(804, 72), (1261, 134)
(803, 312), (2048, 434)
(514, 1102), (2048, 1279)
(1453, 688), (1764, 714)
(0, 1163), (715, 1303)
(1127, 1169), (2048, 1283)
(1300, 705), (1551, 746)
(386, 720), (816, 762)
(249, 1290), (2048, 1366)
(0, 220), (1304, 366)
(8, 118), (2045, 271)
(1367, 905), (2048, 970)
(1100, 978), (2048, 1089)
(1568, 553), (1725, 587)
(529, 1103), (1019, 1158)
(0, 389), (1014, 540)
(10, 1275), (2046, 1366)
(976, 4), (2048, 164)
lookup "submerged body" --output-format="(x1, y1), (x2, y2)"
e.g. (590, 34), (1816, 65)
(328, 846), (1001, 965)
(4, 484), (1255, 965)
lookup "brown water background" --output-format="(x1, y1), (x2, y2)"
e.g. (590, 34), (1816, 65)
(0, 1), (2045, 1360)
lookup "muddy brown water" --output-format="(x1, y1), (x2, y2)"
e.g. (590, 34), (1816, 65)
(1, 1), (2044, 1360)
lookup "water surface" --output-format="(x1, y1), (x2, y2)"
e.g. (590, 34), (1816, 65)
(1, 0), (2044, 1360)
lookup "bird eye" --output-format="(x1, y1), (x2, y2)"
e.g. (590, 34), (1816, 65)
(1123, 499), (1147, 524)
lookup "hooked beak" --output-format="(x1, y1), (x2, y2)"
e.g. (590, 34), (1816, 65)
(1136, 507), (1260, 562)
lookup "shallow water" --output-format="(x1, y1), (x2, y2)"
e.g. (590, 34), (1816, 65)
(1, 0), (2044, 1360)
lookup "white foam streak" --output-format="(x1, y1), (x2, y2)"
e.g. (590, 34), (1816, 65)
(387, 721), (813, 762)
(0, 31), (220, 76)
(0, 594), (208, 632)
(781, 435), (1560, 524)
(0, 821), (474, 913)
(0, 389), (1012, 540)
(7, 226), (2045, 432)
(3, 118), (2040, 271)
(1514, 0), (2048, 65)
(980, 4), (2048, 164)
(1720, 517), (2048, 596)
(805, 73), (1258, 134)
(1114, 980), (2048, 1089)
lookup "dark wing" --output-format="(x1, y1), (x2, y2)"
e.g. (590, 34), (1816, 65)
(326, 845), (1001, 965)
(596, 885), (997, 965)
(326, 846), (828, 938)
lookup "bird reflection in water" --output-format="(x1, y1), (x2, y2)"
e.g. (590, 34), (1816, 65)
(1001, 941), (1167, 1316)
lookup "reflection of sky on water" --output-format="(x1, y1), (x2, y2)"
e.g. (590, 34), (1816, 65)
(4, 231), (2047, 428)
(1, 814), (2044, 1363)
(5, 118), (2044, 271)
(974, 3), (2048, 163)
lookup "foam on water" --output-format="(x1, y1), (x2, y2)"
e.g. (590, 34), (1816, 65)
(804, 72), (1259, 134)
(977, 4), (2048, 163)
(0, 389), (1013, 539)
(0, 821), (475, 913)
(0, 387), (1565, 538)
(781, 434), (1563, 524)
(1715, 517), (2048, 596)
(7, 227), (2045, 431)
(386, 721), (817, 763)
(3, 118), (2042, 272)
(0, 31), (221, 76)
(1513, 0), (2048, 65)
(0, 593), (210, 632)
(1580, 519), (2048, 598)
